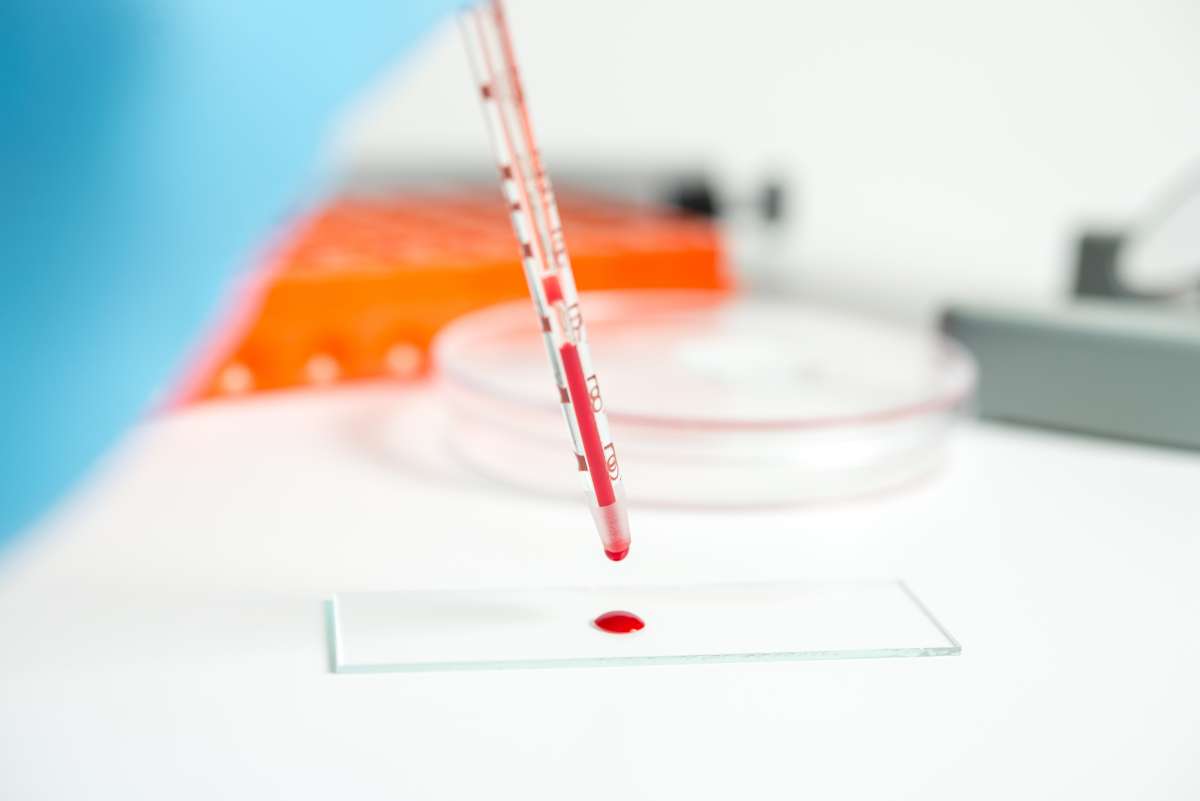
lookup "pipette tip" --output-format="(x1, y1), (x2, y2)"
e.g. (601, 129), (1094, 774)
(605, 546), (629, 562)
(590, 495), (632, 563)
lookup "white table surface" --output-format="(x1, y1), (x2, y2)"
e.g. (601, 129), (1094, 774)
(2, 383), (1198, 799)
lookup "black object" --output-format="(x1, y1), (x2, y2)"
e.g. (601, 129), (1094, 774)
(759, 181), (785, 223)
(667, 178), (721, 218)
(664, 176), (787, 224)
(1073, 231), (1129, 298)
(1072, 228), (1195, 301)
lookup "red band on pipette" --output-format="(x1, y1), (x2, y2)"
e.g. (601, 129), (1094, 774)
(541, 274), (564, 305)
(559, 342), (615, 506)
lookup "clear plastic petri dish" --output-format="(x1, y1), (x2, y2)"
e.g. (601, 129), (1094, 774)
(432, 290), (976, 508)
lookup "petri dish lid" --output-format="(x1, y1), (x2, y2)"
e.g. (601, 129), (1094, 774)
(433, 290), (976, 507)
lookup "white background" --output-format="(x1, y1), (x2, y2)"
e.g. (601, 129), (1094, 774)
(2, 385), (1197, 798)
(336, 0), (1200, 317)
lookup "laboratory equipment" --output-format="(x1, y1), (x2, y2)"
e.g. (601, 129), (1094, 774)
(943, 299), (1200, 449)
(436, 290), (976, 507)
(175, 189), (730, 402)
(458, 0), (633, 560)
(942, 169), (1200, 450)
(328, 580), (960, 673)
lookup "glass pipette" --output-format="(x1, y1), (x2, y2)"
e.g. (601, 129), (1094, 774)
(458, 0), (633, 560)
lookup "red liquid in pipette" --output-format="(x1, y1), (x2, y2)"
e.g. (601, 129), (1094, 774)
(592, 610), (645, 634)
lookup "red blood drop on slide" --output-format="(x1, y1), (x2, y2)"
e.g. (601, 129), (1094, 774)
(593, 610), (645, 634)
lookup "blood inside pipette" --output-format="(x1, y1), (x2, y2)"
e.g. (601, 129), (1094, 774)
(559, 342), (615, 507)
(559, 339), (629, 560)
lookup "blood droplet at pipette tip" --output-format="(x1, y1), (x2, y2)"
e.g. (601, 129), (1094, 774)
(591, 494), (632, 561)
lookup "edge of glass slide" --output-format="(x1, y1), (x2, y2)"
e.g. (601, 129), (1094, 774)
(325, 580), (961, 675)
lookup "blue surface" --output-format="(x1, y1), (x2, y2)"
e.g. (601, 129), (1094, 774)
(0, 1), (457, 544)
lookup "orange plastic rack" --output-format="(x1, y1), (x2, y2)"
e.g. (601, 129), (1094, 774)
(178, 189), (733, 403)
